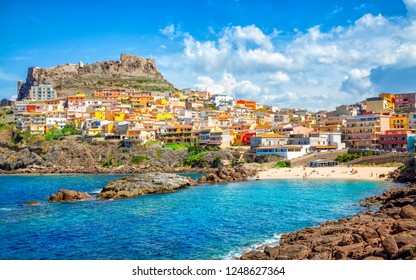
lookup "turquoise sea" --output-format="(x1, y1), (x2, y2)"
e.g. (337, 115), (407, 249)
(0, 174), (400, 260)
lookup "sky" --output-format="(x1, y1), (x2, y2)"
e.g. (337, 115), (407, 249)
(1, 0), (416, 110)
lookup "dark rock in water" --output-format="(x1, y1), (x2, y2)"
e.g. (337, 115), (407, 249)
(48, 189), (92, 202)
(97, 172), (196, 200)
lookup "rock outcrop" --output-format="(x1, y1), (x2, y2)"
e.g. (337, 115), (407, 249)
(0, 148), (45, 171)
(48, 189), (92, 202)
(18, 54), (174, 100)
(97, 173), (196, 199)
(198, 166), (257, 184)
(240, 184), (416, 260)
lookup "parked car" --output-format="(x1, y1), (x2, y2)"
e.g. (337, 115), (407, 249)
(391, 148), (397, 153)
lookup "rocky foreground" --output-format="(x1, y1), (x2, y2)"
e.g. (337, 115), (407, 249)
(97, 172), (197, 199)
(240, 184), (416, 260)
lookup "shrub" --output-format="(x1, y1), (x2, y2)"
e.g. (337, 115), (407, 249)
(100, 155), (113, 168)
(132, 155), (148, 164)
(61, 124), (79, 135)
(183, 153), (207, 167)
(274, 161), (289, 168)
(44, 128), (63, 141)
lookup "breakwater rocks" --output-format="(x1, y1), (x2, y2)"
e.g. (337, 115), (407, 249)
(48, 189), (92, 202)
(97, 172), (196, 199)
(198, 166), (257, 183)
(240, 184), (416, 260)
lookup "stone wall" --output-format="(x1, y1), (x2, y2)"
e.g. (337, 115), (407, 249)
(346, 153), (414, 165)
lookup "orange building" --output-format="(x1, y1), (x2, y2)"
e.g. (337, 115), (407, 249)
(236, 100), (256, 111)
(67, 94), (85, 107)
(129, 95), (154, 107)
(93, 89), (135, 101)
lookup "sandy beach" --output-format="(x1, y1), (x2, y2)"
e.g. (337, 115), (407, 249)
(257, 166), (398, 181)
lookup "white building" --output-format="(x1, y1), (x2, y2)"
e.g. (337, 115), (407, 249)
(211, 94), (234, 108)
(29, 85), (57, 101)
(255, 145), (309, 160)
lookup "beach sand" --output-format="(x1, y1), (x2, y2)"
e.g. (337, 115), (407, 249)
(257, 166), (397, 181)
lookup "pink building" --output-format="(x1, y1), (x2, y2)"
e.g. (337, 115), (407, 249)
(394, 92), (416, 112)
(379, 130), (416, 152)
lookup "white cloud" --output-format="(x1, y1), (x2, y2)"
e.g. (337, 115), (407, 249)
(160, 24), (175, 37)
(340, 68), (374, 97)
(404, 0), (416, 16)
(269, 71), (290, 83)
(193, 73), (261, 100)
(157, 2), (416, 110)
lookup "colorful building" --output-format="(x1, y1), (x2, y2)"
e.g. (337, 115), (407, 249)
(233, 130), (256, 146)
(344, 114), (390, 149)
(389, 114), (409, 129)
(236, 100), (256, 111)
(163, 124), (194, 144)
(364, 96), (394, 113)
(379, 130), (415, 152)
(394, 92), (416, 112)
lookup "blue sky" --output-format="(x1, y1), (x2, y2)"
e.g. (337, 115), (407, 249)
(1, 0), (415, 110)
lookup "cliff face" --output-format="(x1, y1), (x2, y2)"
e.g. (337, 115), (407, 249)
(18, 54), (174, 100)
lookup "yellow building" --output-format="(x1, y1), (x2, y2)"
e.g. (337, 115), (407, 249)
(390, 114), (409, 129)
(113, 113), (125, 121)
(365, 96), (394, 113)
(94, 111), (106, 120)
(86, 127), (102, 136)
(156, 113), (173, 121)
(300, 119), (316, 128)
(163, 125), (194, 144)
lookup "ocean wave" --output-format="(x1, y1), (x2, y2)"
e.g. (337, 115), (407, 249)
(0, 207), (13, 211)
(222, 233), (282, 260)
(90, 189), (102, 194)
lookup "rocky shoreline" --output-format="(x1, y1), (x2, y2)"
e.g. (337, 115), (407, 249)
(240, 179), (416, 260)
(97, 172), (197, 199)
(36, 166), (256, 202)
(0, 164), (218, 175)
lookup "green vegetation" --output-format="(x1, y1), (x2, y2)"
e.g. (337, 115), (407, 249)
(156, 149), (163, 158)
(61, 124), (79, 135)
(182, 146), (221, 167)
(100, 155), (121, 168)
(12, 129), (31, 144)
(273, 161), (290, 168)
(183, 153), (207, 167)
(45, 128), (63, 141)
(132, 155), (148, 164)
(165, 143), (189, 150)
(0, 119), (11, 130)
(44, 124), (80, 141)
(335, 151), (374, 163)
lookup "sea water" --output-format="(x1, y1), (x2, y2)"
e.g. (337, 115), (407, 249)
(0, 174), (400, 260)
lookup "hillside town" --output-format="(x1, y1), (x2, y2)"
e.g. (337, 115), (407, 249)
(2, 82), (416, 162)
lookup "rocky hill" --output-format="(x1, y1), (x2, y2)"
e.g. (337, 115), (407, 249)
(18, 54), (174, 100)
